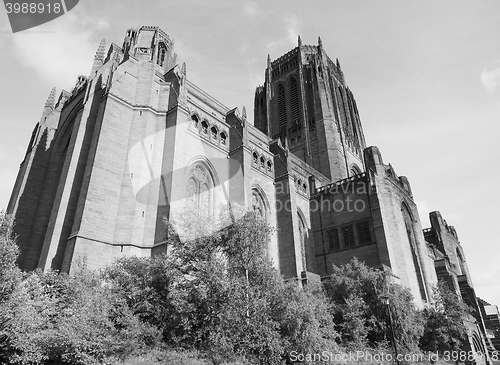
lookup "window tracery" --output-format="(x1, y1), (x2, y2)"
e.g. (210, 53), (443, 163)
(186, 163), (213, 214)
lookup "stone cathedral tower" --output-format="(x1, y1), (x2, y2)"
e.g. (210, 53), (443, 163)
(254, 37), (366, 181)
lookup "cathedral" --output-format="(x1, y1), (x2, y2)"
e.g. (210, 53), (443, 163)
(6, 26), (494, 359)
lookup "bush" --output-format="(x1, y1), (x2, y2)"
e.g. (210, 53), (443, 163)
(1, 259), (160, 364)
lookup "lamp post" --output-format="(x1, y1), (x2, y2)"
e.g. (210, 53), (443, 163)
(383, 296), (400, 365)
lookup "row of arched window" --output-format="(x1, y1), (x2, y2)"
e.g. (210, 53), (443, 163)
(252, 151), (273, 174)
(191, 115), (228, 147)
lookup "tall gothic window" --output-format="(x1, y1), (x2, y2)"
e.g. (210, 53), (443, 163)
(456, 249), (466, 276)
(157, 43), (167, 67)
(252, 190), (266, 220)
(298, 213), (307, 271)
(186, 163), (213, 215)
(277, 84), (287, 128)
(290, 78), (300, 124)
(402, 204), (427, 301)
(252, 188), (269, 254)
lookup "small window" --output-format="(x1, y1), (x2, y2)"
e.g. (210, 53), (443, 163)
(211, 126), (218, 140)
(191, 115), (199, 128)
(350, 164), (361, 176)
(328, 228), (340, 251)
(342, 225), (355, 247)
(356, 221), (371, 244)
(302, 183), (307, 191)
(220, 132), (227, 145)
(201, 121), (208, 134)
(157, 44), (167, 67)
(253, 152), (258, 164)
(260, 157), (265, 169)
(297, 179), (302, 188)
(266, 161), (272, 172)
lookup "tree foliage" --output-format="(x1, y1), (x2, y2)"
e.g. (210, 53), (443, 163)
(1, 208), (479, 364)
(104, 207), (339, 364)
(322, 258), (424, 354)
(420, 280), (472, 353)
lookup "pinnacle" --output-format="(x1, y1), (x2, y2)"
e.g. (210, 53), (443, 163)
(95, 39), (106, 61)
(45, 87), (56, 108)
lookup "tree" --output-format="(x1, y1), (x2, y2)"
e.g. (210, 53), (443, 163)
(1, 254), (159, 365)
(105, 205), (340, 364)
(322, 258), (423, 353)
(420, 280), (472, 353)
(0, 212), (20, 304)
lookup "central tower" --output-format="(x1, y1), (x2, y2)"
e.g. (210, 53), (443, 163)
(254, 37), (366, 181)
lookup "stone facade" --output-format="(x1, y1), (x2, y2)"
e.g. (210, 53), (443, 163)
(7, 26), (493, 359)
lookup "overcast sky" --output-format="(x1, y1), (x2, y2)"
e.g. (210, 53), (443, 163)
(0, 0), (499, 306)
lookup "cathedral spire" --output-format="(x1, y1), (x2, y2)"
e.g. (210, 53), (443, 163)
(298, 35), (302, 47)
(318, 36), (323, 51)
(267, 54), (271, 68)
(336, 58), (341, 68)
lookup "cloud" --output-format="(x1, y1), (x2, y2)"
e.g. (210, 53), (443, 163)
(265, 14), (301, 56)
(174, 37), (202, 66)
(8, 8), (109, 91)
(480, 61), (500, 93)
(284, 14), (301, 46)
(243, 1), (263, 19)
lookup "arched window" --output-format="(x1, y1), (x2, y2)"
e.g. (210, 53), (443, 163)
(201, 121), (208, 135)
(456, 249), (466, 276)
(157, 43), (167, 67)
(260, 156), (265, 169)
(252, 188), (270, 250)
(186, 163), (213, 215)
(277, 84), (287, 128)
(252, 190), (266, 220)
(191, 114), (199, 129)
(266, 161), (272, 172)
(350, 164), (361, 176)
(297, 212), (307, 271)
(402, 204), (427, 301)
(253, 152), (258, 165)
(290, 78), (300, 124)
(211, 126), (218, 140)
(220, 132), (227, 145)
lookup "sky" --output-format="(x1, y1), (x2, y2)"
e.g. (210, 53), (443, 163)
(0, 0), (499, 306)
